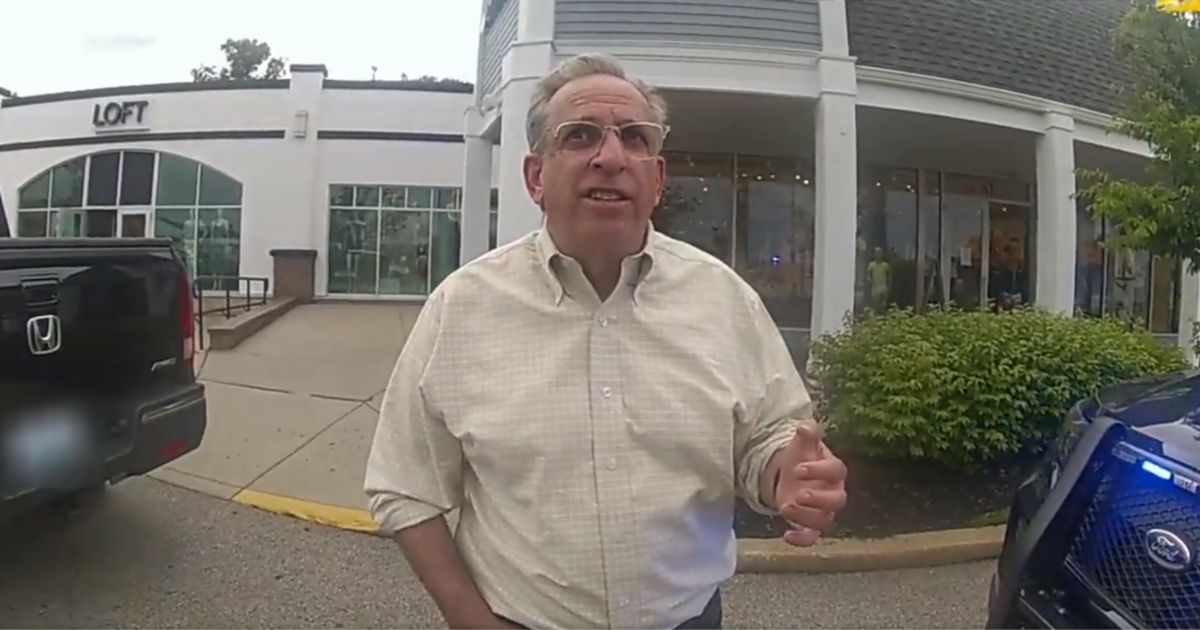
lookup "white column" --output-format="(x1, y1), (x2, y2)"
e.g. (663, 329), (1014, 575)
(1178, 269), (1200, 364)
(493, 0), (556, 246)
(461, 116), (494, 265)
(1034, 111), (1077, 315)
(811, 57), (858, 340)
(496, 77), (542, 245)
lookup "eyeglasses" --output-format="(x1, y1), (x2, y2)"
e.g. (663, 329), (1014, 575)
(545, 120), (670, 158)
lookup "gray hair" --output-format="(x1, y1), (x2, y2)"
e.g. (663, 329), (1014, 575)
(525, 53), (669, 151)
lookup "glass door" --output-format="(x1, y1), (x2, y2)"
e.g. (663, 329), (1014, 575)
(119, 209), (151, 238)
(987, 202), (1033, 310)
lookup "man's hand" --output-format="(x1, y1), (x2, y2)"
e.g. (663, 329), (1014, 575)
(772, 420), (848, 547)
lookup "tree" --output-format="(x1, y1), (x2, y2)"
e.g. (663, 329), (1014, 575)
(191, 38), (287, 82)
(394, 73), (474, 91)
(1077, 2), (1200, 274)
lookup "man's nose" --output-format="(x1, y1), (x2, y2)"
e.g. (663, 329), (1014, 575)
(589, 128), (628, 170)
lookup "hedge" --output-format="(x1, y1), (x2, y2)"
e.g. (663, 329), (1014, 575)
(807, 307), (1188, 470)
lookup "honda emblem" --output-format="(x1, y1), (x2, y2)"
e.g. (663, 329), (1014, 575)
(26, 314), (62, 356)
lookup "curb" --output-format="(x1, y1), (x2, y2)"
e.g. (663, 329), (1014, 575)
(226, 488), (1005, 573)
(736, 525), (1005, 573)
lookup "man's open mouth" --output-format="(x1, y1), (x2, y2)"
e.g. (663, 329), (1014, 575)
(584, 188), (631, 202)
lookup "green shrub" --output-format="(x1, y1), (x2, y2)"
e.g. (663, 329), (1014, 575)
(808, 306), (1188, 470)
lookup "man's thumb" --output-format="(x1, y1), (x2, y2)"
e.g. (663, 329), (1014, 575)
(791, 421), (823, 461)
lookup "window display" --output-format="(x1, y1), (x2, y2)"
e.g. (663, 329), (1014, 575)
(16, 151), (244, 288)
(327, 184), (462, 297)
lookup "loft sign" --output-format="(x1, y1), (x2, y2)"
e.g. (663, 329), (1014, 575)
(92, 100), (149, 132)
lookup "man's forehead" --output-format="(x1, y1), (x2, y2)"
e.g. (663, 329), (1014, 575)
(547, 74), (653, 122)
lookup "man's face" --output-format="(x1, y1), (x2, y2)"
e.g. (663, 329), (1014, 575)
(523, 74), (667, 258)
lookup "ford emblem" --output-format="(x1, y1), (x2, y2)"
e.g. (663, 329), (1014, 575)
(1145, 528), (1194, 572)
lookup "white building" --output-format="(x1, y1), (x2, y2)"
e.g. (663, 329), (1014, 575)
(1, 0), (1192, 362)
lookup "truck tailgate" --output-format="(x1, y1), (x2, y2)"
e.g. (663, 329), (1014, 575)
(0, 239), (197, 499)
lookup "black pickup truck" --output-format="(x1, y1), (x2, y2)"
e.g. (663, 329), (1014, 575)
(1, 210), (207, 524)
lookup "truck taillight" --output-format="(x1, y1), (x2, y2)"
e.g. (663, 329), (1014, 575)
(178, 273), (195, 367)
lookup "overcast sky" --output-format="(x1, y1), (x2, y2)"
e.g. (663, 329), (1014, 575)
(0, 0), (483, 96)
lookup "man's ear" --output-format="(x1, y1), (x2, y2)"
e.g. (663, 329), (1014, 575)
(523, 153), (545, 206)
(652, 155), (667, 206)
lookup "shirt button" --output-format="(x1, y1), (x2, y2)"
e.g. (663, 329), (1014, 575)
(619, 598), (630, 608)
(598, 316), (611, 327)
(601, 387), (613, 399)
(606, 457), (618, 470)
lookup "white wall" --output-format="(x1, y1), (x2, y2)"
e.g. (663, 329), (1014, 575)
(0, 75), (495, 297)
(0, 137), (312, 283)
(0, 89), (292, 142)
(320, 89), (471, 132)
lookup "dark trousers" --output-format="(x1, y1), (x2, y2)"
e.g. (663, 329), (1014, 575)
(499, 589), (722, 629)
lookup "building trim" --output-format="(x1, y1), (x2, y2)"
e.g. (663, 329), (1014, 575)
(0, 129), (287, 153)
(857, 66), (1115, 123)
(0, 81), (289, 108)
(316, 130), (465, 143)
(289, 63), (329, 76)
(855, 65), (1151, 157)
(323, 79), (474, 94)
(555, 39), (822, 70)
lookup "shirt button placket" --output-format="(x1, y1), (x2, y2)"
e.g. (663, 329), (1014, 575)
(590, 308), (634, 626)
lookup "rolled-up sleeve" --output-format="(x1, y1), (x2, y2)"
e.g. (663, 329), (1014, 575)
(363, 292), (463, 534)
(734, 293), (814, 516)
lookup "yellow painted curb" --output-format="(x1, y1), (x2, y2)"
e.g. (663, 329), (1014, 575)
(226, 485), (1004, 574)
(736, 525), (1006, 573)
(231, 489), (380, 534)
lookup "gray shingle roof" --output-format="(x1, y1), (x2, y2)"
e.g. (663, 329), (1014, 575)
(847, 0), (1135, 115)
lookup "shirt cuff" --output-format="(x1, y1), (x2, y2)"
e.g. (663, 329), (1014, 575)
(367, 493), (447, 534)
(741, 432), (795, 516)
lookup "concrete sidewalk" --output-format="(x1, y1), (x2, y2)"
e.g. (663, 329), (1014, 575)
(157, 301), (420, 520)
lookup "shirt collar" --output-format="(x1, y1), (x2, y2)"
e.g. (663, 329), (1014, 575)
(534, 224), (659, 306)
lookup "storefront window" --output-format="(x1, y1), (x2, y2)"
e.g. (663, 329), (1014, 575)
(654, 152), (734, 263)
(856, 166), (919, 313)
(734, 156), (815, 328)
(197, 208), (241, 283)
(328, 208), (379, 294)
(1149, 256), (1180, 334)
(327, 184), (463, 296)
(918, 171), (943, 307)
(379, 210), (430, 295)
(430, 211), (461, 289)
(18, 171), (50, 209)
(940, 174), (988, 309)
(1106, 247), (1151, 326)
(1075, 204), (1105, 317)
(17, 152), (243, 288)
(1074, 208), (1181, 334)
(50, 158), (84, 208)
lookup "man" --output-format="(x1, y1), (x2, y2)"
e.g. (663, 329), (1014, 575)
(364, 53), (848, 630)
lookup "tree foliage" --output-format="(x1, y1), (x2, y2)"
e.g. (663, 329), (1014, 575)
(191, 38), (287, 82)
(1077, 2), (1200, 272)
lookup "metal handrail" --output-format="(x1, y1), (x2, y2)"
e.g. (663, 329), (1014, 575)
(192, 275), (270, 349)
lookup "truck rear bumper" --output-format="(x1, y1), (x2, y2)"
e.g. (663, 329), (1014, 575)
(0, 383), (206, 523)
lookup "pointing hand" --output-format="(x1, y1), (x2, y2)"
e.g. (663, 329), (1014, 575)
(773, 420), (848, 547)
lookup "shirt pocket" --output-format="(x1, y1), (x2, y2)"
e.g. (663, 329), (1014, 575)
(618, 330), (743, 489)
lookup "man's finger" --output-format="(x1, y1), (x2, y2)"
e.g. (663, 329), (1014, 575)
(786, 487), (847, 513)
(794, 456), (847, 485)
(780, 504), (834, 531)
(783, 526), (821, 547)
(789, 420), (823, 461)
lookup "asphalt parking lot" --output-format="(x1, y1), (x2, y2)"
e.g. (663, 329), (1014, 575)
(0, 477), (995, 628)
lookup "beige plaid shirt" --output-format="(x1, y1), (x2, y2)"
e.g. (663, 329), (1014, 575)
(364, 227), (811, 629)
